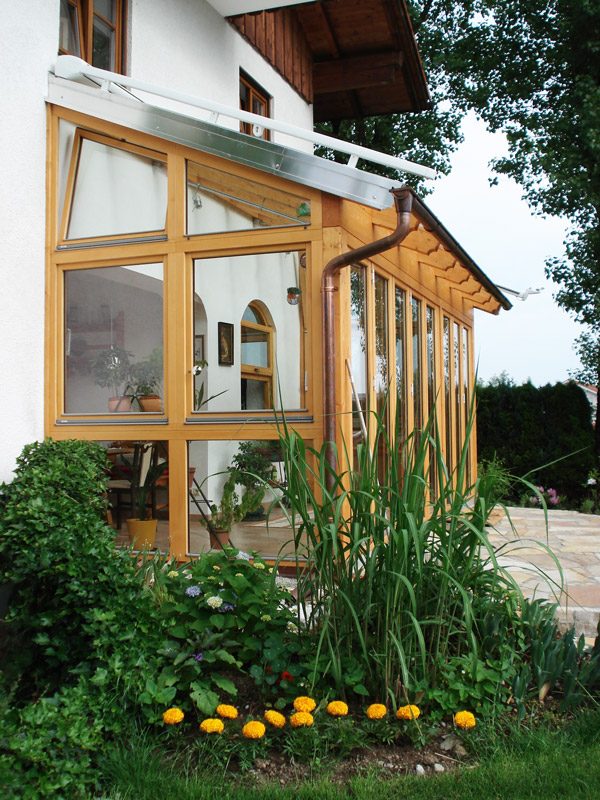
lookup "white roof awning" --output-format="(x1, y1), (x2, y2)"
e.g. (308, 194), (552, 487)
(48, 56), (435, 211)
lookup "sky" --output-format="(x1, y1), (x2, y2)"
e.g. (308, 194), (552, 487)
(425, 113), (583, 387)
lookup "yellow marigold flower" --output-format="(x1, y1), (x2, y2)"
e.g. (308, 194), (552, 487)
(162, 707), (184, 725)
(290, 711), (314, 728)
(242, 721), (266, 739)
(366, 704), (387, 720)
(293, 696), (316, 713)
(199, 718), (225, 734)
(216, 704), (238, 719)
(454, 710), (476, 729)
(396, 704), (421, 720)
(264, 710), (286, 729)
(327, 701), (349, 717)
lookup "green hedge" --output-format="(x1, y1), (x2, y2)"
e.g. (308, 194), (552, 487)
(476, 380), (594, 504)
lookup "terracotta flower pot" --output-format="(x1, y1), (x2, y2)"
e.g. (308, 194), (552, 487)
(138, 395), (163, 412)
(209, 528), (230, 549)
(108, 396), (132, 413)
(126, 518), (158, 549)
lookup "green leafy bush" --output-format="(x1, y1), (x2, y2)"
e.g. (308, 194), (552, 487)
(148, 548), (296, 719)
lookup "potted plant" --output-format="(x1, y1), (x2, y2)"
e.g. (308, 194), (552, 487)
(287, 286), (301, 305)
(123, 444), (168, 549)
(89, 346), (133, 412)
(128, 348), (163, 412)
(228, 441), (275, 520)
(199, 474), (247, 548)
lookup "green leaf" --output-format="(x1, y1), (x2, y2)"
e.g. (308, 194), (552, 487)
(352, 684), (370, 696)
(211, 674), (237, 696)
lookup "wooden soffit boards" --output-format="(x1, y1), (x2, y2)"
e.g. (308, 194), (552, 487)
(228, 0), (431, 121)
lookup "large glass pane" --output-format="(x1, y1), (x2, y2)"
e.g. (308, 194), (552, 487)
(67, 137), (167, 240)
(374, 274), (389, 481)
(412, 297), (422, 433)
(193, 252), (303, 412)
(395, 287), (407, 442)
(463, 327), (471, 484)
(443, 316), (452, 470)
(59, 0), (81, 55)
(454, 322), (462, 462)
(64, 264), (163, 414)
(426, 306), (436, 493)
(187, 160), (311, 235)
(95, 0), (116, 21)
(188, 439), (305, 560)
(350, 266), (368, 457)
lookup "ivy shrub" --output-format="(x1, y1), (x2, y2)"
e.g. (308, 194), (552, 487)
(0, 438), (164, 706)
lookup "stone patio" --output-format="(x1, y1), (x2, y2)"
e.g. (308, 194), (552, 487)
(486, 506), (600, 642)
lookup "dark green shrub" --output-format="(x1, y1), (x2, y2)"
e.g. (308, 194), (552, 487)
(477, 380), (594, 504)
(0, 438), (164, 704)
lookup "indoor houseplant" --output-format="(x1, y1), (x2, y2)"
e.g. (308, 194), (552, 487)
(127, 348), (163, 412)
(199, 474), (252, 548)
(89, 346), (133, 412)
(228, 441), (274, 520)
(124, 443), (168, 549)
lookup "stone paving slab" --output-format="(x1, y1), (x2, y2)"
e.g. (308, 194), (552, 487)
(486, 507), (600, 641)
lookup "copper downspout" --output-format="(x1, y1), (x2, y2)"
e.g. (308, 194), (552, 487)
(321, 186), (414, 473)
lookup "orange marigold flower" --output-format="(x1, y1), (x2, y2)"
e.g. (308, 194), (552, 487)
(290, 711), (314, 728)
(396, 704), (421, 720)
(162, 707), (184, 725)
(216, 704), (238, 719)
(366, 704), (387, 720)
(327, 701), (348, 716)
(454, 710), (476, 729)
(293, 696), (316, 713)
(242, 720), (266, 739)
(199, 718), (225, 734)
(264, 710), (286, 728)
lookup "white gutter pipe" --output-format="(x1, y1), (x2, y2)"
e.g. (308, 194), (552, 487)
(54, 56), (437, 181)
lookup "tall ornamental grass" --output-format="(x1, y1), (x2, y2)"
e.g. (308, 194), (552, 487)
(273, 407), (550, 710)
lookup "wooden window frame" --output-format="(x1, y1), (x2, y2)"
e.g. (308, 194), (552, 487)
(59, 0), (127, 74)
(239, 72), (271, 141)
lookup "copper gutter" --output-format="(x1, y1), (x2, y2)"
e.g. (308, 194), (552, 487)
(321, 186), (413, 472)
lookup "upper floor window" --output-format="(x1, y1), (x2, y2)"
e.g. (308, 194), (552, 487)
(239, 73), (270, 141)
(59, 0), (126, 73)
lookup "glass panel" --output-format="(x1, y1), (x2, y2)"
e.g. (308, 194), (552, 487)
(59, 0), (81, 55)
(193, 252), (303, 412)
(463, 327), (470, 484)
(443, 316), (452, 470)
(67, 137), (167, 240)
(454, 322), (462, 463)
(95, 0), (116, 21)
(350, 266), (368, 458)
(395, 287), (407, 442)
(241, 378), (268, 410)
(242, 305), (261, 324)
(374, 274), (388, 419)
(426, 306), (436, 494)
(106, 439), (170, 547)
(241, 327), (269, 368)
(426, 307), (435, 418)
(92, 15), (115, 70)
(187, 160), (311, 235)
(64, 264), (164, 414)
(188, 439), (305, 560)
(412, 297), (422, 432)
(374, 274), (388, 481)
(252, 97), (266, 116)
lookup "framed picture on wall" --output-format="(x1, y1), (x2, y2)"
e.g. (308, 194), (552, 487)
(218, 322), (234, 366)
